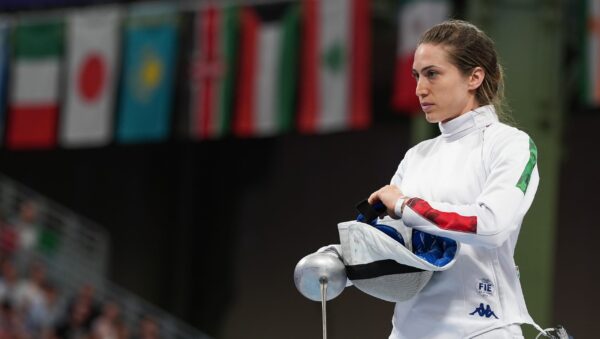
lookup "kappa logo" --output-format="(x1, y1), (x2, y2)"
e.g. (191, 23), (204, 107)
(477, 278), (494, 297)
(469, 303), (499, 319)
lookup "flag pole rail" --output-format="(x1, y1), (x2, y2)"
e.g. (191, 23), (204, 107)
(1, 0), (305, 23)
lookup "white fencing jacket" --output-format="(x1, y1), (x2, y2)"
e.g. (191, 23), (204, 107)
(389, 105), (538, 338)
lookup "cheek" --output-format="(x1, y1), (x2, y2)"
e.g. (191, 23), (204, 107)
(434, 82), (457, 105)
(446, 82), (469, 104)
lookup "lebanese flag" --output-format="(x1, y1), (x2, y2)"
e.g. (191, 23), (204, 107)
(61, 8), (121, 148)
(6, 20), (63, 150)
(298, 0), (370, 134)
(392, 0), (449, 115)
(234, 4), (300, 137)
(190, 5), (238, 139)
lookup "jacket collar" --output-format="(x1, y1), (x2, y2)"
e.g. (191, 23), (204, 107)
(438, 105), (498, 141)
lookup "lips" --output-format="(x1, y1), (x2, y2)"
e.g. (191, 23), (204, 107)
(421, 103), (434, 112)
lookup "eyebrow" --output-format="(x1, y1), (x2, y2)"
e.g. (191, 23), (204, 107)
(412, 65), (437, 74)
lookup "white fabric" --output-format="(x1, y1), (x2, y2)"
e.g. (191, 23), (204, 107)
(338, 220), (458, 272)
(12, 60), (59, 103)
(388, 105), (538, 338)
(337, 220), (458, 302)
(473, 325), (524, 339)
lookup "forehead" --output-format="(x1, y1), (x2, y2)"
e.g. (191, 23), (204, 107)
(413, 43), (452, 70)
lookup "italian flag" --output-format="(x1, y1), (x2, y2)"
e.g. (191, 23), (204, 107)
(297, 0), (370, 134)
(61, 7), (121, 147)
(7, 20), (63, 150)
(392, 0), (449, 115)
(190, 5), (238, 139)
(234, 4), (300, 137)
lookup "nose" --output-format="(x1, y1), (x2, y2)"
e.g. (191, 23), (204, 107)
(415, 77), (428, 98)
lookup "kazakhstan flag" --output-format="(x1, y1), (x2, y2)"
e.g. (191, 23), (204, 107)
(117, 6), (178, 143)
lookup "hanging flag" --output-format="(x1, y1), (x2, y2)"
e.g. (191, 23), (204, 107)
(189, 5), (239, 139)
(298, 0), (370, 134)
(116, 7), (178, 143)
(392, 0), (449, 115)
(6, 19), (63, 150)
(61, 7), (122, 148)
(587, 0), (600, 106)
(234, 3), (300, 137)
(0, 20), (9, 145)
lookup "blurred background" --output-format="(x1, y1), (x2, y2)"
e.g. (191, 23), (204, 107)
(0, 0), (594, 338)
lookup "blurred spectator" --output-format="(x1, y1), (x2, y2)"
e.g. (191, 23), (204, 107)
(8, 200), (41, 271)
(15, 261), (47, 310)
(9, 200), (40, 252)
(0, 300), (30, 339)
(0, 261), (20, 306)
(117, 320), (129, 339)
(54, 300), (92, 339)
(27, 281), (64, 338)
(90, 301), (128, 339)
(132, 316), (159, 339)
(0, 195), (181, 338)
(66, 284), (100, 332)
(22, 264), (65, 337)
(0, 214), (18, 261)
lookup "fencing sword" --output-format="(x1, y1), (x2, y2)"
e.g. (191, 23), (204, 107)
(294, 249), (347, 339)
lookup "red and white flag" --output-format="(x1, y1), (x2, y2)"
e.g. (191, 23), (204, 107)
(61, 7), (121, 147)
(298, 0), (370, 134)
(392, 0), (449, 115)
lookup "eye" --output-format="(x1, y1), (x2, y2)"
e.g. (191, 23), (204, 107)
(411, 71), (419, 80)
(426, 70), (439, 79)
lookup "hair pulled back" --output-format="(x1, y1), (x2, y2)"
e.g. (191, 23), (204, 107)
(419, 20), (510, 120)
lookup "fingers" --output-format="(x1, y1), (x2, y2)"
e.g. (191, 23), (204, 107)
(367, 190), (380, 205)
(368, 185), (392, 205)
(368, 185), (390, 204)
(368, 185), (404, 218)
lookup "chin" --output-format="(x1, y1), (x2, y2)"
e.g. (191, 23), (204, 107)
(424, 113), (440, 123)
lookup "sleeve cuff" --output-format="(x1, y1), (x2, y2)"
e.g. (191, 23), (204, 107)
(394, 197), (407, 219)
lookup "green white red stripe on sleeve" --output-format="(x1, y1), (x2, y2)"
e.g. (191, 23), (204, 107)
(406, 198), (477, 233)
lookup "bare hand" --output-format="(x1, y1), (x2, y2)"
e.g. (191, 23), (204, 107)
(368, 185), (405, 218)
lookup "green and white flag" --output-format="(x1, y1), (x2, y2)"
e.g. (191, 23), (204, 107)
(233, 4), (300, 137)
(61, 7), (122, 147)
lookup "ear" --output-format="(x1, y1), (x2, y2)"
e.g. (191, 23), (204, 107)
(468, 66), (485, 90)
